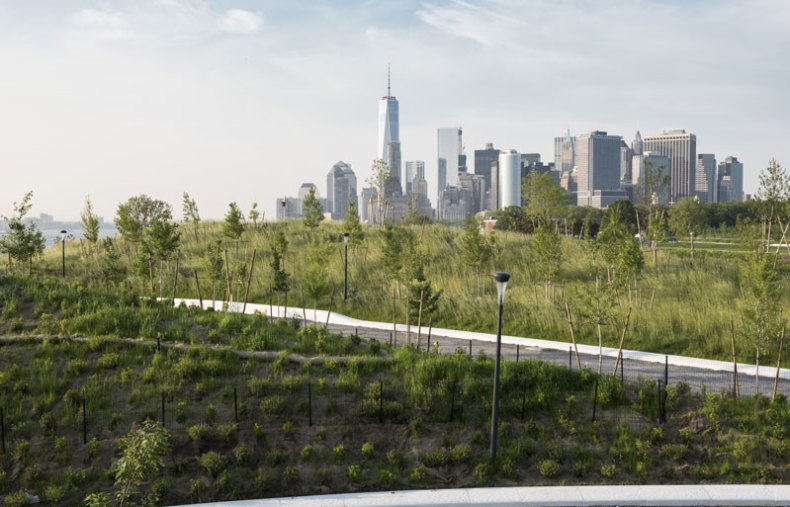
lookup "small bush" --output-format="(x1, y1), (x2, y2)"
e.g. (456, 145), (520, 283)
(300, 444), (315, 462)
(600, 463), (617, 478)
(346, 464), (362, 482)
(187, 424), (215, 443)
(282, 466), (300, 485)
(234, 443), (253, 466)
(361, 442), (374, 459)
(198, 451), (225, 476)
(333, 443), (346, 462)
(538, 459), (561, 478)
(3, 491), (28, 507)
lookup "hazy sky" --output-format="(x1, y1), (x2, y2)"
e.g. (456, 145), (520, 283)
(1, 0), (788, 222)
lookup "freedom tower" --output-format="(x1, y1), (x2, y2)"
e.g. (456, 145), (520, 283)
(377, 66), (401, 194)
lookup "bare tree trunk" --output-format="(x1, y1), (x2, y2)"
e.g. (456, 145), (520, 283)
(773, 327), (785, 402)
(564, 302), (582, 369)
(611, 307), (632, 376)
(730, 319), (740, 397)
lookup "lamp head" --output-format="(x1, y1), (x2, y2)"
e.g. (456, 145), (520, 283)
(494, 272), (510, 305)
(343, 231), (349, 244)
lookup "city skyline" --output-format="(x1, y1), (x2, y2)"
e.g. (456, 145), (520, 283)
(1, 0), (788, 221)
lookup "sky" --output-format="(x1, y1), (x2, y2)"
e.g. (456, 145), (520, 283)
(1, 0), (788, 222)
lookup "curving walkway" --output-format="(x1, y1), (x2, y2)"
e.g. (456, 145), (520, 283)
(174, 484), (790, 506)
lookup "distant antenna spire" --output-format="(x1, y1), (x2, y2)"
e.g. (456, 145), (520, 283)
(387, 64), (391, 96)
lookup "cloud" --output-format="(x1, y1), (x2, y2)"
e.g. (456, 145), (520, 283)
(70, 7), (132, 41)
(217, 9), (263, 34)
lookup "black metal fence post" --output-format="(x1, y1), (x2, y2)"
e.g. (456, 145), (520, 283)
(468, 340), (472, 357)
(378, 380), (384, 424)
(234, 387), (239, 424)
(569, 347), (572, 369)
(592, 378), (599, 422)
(516, 344), (520, 362)
(307, 383), (312, 427)
(619, 351), (624, 386)
(448, 379), (457, 423)
(520, 376), (528, 420)
(657, 380), (663, 424)
(161, 392), (166, 427)
(82, 398), (87, 444)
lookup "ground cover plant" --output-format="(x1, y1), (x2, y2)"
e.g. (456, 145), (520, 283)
(1, 276), (789, 505)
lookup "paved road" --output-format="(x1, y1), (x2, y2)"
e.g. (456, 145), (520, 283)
(176, 298), (790, 399)
(324, 322), (790, 398)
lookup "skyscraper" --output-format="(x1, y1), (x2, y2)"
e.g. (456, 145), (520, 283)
(717, 156), (744, 202)
(554, 130), (576, 173)
(474, 143), (499, 209)
(378, 67), (399, 164)
(696, 154), (717, 202)
(326, 161), (357, 220)
(575, 131), (624, 207)
(437, 127), (463, 201)
(643, 129), (697, 203)
(404, 161), (425, 195)
(499, 149), (521, 209)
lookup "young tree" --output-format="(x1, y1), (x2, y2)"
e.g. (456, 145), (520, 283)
(303, 187), (324, 228)
(343, 196), (365, 250)
(367, 159), (391, 225)
(203, 240), (225, 307)
(270, 227), (290, 308)
(182, 193), (201, 240)
(522, 171), (570, 228)
(530, 223), (563, 300)
(755, 158), (788, 246)
(141, 216), (180, 297)
(381, 223), (406, 292)
(741, 247), (784, 362)
(459, 218), (492, 294)
(100, 238), (127, 287)
(223, 202), (245, 241)
(406, 244), (442, 327)
(248, 202), (261, 228)
(81, 195), (100, 248)
(113, 420), (171, 507)
(116, 195), (173, 253)
(0, 191), (46, 274)
(302, 241), (333, 321)
(668, 196), (706, 238)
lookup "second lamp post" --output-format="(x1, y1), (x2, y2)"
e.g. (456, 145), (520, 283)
(490, 271), (510, 465)
(342, 232), (350, 301)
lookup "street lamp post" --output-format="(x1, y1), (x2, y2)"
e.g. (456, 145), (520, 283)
(690, 231), (695, 262)
(490, 271), (510, 465)
(60, 230), (67, 277)
(342, 232), (350, 301)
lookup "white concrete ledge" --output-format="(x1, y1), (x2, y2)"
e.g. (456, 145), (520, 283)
(172, 299), (790, 381)
(174, 485), (790, 506)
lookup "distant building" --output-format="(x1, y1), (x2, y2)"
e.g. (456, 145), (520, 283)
(696, 154), (717, 202)
(437, 127), (463, 201)
(360, 187), (374, 223)
(575, 131), (623, 207)
(277, 183), (325, 220)
(632, 151), (671, 205)
(717, 156), (744, 202)
(499, 149), (521, 209)
(326, 161), (357, 220)
(554, 130), (576, 173)
(387, 141), (402, 196)
(404, 160), (425, 195)
(474, 142), (500, 210)
(643, 129), (697, 203)
(378, 69), (399, 165)
(631, 131), (644, 156)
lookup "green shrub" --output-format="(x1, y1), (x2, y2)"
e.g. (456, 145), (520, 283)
(234, 443), (252, 466)
(283, 466), (300, 485)
(187, 424), (215, 442)
(300, 444), (315, 462)
(361, 442), (374, 459)
(260, 395), (286, 415)
(409, 465), (427, 483)
(333, 443), (346, 462)
(198, 451), (225, 476)
(4, 491), (30, 507)
(537, 459), (561, 478)
(600, 463), (617, 478)
(346, 464), (362, 482)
